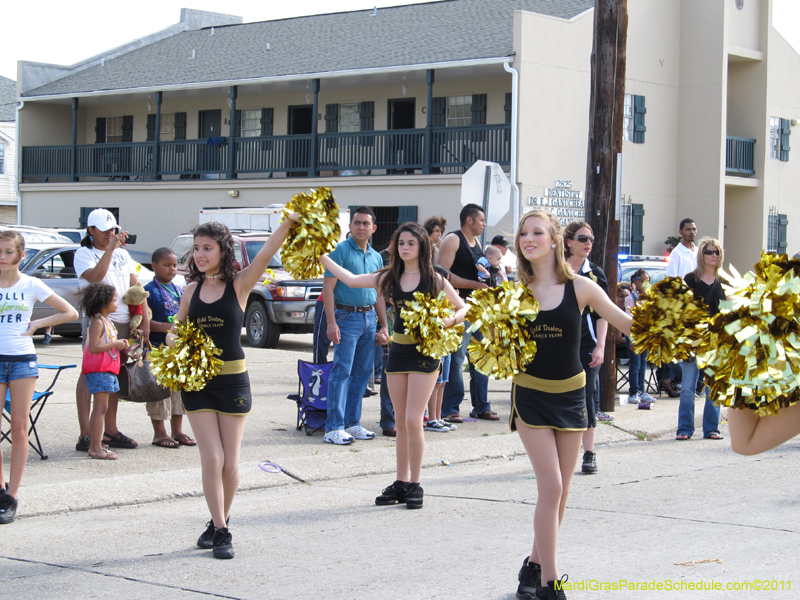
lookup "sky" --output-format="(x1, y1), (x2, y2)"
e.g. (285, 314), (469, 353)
(3, 0), (800, 82)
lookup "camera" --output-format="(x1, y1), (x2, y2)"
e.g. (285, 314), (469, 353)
(126, 233), (137, 245)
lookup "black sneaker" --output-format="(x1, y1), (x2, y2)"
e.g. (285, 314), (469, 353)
(0, 493), (18, 525)
(197, 517), (229, 549)
(212, 527), (234, 559)
(516, 557), (542, 600)
(76, 436), (90, 452)
(581, 451), (597, 474)
(375, 481), (409, 506)
(535, 576), (569, 600)
(406, 482), (423, 509)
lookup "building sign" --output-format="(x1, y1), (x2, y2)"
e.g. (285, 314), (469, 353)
(525, 180), (585, 225)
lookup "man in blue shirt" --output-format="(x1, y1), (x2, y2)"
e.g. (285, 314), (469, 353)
(323, 207), (387, 445)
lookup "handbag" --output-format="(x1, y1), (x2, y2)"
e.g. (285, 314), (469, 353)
(117, 347), (171, 404)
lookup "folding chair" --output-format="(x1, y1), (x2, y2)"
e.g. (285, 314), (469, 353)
(287, 360), (332, 436)
(615, 343), (630, 392)
(1, 364), (77, 460)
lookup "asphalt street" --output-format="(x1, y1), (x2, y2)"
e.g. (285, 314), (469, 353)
(1, 334), (797, 599)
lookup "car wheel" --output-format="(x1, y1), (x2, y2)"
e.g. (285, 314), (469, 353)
(245, 301), (280, 348)
(59, 332), (82, 339)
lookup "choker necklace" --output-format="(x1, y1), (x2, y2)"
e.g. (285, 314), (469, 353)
(404, 268), (420, 274)
(205, 273), (223, 280)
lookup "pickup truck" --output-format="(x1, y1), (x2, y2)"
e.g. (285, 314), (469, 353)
(169, 231), (322, 348)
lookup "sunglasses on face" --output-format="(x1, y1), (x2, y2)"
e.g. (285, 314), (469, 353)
(703, 249), (720, 256)
(572, 235), (595, 244)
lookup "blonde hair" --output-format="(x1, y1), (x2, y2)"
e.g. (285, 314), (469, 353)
(484, 245), (501, 259)
(693, 237), (724, 280)
(515, 210), (575, 286)
(0, 230), (25, 263)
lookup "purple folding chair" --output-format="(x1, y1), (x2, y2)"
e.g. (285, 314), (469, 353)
(287, 360), (332, 436)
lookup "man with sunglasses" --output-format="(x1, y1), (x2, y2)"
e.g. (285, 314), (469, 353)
(666, 218), (698, 278)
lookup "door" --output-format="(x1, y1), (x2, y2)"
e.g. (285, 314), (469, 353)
(387, 99), (417, 171)
(198, 110), (223, 173)
(287, 106), (313, 176)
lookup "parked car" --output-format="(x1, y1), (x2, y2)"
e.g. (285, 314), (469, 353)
(170, 231), (322, 348)
(45, 227), (86, 244)
(5, 225), (72, 244)
(619, 255), (669, 286)
(22, 243), (162, 337)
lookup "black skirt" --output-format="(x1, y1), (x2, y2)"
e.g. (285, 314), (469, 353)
(510, 384), (587, 432)
(385, 341), (440, 375)
(181, 371), (252, 415)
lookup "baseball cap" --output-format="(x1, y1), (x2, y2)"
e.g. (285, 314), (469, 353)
(490, 235), (509, 247)
(87, 209), (118, 232)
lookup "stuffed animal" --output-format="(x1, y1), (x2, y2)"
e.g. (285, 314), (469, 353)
(122, 282), (149, 330)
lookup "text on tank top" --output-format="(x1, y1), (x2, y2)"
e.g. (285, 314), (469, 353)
(448, 230), (484, 299)
(524, 279), (584, 381)
(188, 279), (245, 362)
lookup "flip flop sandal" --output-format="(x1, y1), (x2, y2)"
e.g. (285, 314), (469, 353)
(705, 433), (724, 440)
(675, 434), (690, 441)
(443, 413), (464, 424)
(103, 431), (139, 449)
(88, 448), (118, 460)
(152, 438), (180, 448)
(473, 410), (500, 421)
(173, 434), (197, 446)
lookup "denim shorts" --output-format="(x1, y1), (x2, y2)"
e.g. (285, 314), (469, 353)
(85, 372), (120, 395)
(437, 353), (452, 384)
(0, 361), (39, 384)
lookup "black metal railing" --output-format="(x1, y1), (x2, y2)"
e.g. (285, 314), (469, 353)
(22, 124), (511, 181)
(726, 136), (756, 175)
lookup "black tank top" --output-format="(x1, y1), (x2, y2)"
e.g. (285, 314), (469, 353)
(448, 230), (483, 299)
(523, 279), (583, 381)
(391, 281), (423, 336)
(188, 279), (245, 362)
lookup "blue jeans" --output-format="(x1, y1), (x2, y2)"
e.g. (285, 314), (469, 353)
(678, 358), (720, 438)
(0, 360), (39, 383)
(442, 323), (490, 417)
(627, 338), (648, 396)
(379, 349), (394, 430)
(326, 308), (376, 432)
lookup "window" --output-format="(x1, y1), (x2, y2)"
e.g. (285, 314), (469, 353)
(623, 95), (634, 142)
(160, 113), (176, 141)
(770, 117), (781, 159)
(447, 96), (472, 127)
(619, 199), (632, 254)
(240, 109), (262, 137)
(0, 142), (4, 175)
(338, 103), (361, 133)
(106, 116), (124, 143)
(767, 207), (788, 254)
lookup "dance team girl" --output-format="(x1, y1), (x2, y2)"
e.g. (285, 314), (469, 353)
(0, 230), (78, 523)
(322, 222), (466, 509)
(170, 214), (298, 558)
(510, 210), (631, 600)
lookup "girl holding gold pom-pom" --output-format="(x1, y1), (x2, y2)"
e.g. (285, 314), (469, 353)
(168, 213), (298, 559)
(321, 222), (466, 510)
(511, 210), (632, 600)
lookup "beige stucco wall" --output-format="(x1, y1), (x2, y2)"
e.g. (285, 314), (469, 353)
(728, 0), (762, 52)
(18, 102), (73, 147)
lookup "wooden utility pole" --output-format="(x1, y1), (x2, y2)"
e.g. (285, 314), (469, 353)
(584, 0), (628, 413)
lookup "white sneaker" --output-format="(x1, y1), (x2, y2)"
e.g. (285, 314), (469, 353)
(446, 421), (458, 431)
(630, 392), (642, 404)
(639, 391), (656, 403)
(324, 430), (355, 445)
(344, 425), (375, 440)
(425, 420), (450, 433)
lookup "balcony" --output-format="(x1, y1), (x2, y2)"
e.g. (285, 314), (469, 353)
(725, 136), (756, 176)
(21, 124), (511, 182)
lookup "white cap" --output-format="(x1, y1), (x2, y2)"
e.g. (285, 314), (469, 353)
(87, 209), (118, 232)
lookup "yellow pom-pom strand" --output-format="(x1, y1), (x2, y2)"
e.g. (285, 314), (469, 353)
(150, 320), (223, 392)
(630, 276), (710, 365)
(280, 187), (341, 280)
(698, 251), (800, 416)
(399, 291), (463, 360)
(464, 281), (540, 379)
(263, 269), (276, 286)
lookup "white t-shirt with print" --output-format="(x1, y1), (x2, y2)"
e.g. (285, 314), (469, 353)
(74, 246), (138, 323)
(0, 274), (54, 356)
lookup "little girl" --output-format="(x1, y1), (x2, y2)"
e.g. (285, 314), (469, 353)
(78, 283), (129, 460)
(0, 230), (77, 524)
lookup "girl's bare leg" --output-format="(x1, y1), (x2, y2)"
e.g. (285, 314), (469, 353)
(89, 393), (110, 453)
(6, 379), (36, 498)
(581, 425), (595, 453)
(728, 403), (800, 456)
(432, 382), (445, 421)
(405, 373), (439, 482)
(387, 374), (410, 481)
(217, 413), (248, 520)
(186, 411), (227, 528)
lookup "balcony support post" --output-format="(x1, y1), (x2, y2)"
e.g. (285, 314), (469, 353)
(309, 78), (320, 178)
(228, 86), (238, 179)
(153, 92), (162, 181)
(423, 69), (434, 174)
(70, 98), (79, 182)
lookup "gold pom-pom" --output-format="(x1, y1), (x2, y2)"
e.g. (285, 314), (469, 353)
(400, 291), (463, 360)
(280, 187), (341, 280)
(150, 320), (223, 392)
(630, 277), (710, 364)
(465, 281), (540, 379)
(698, 252), (800, 416)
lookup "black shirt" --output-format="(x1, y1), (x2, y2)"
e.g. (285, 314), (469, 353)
(577, 259), (609, 351)
(188, 279), (245, 362)
(684, 272), (725, 316)
(447, 230), (484, 299)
